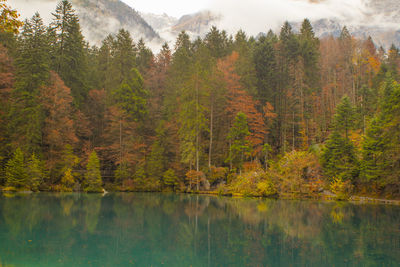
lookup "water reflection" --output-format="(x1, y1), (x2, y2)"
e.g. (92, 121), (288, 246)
(0, 193), (399, 266)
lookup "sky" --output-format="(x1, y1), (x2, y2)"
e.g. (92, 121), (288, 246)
(120, 0), (371, 34)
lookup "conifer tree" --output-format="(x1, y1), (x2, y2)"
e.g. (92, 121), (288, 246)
(163, 169), (179, 190)
(8, 12), (49, 155)
(321, 96), (358, 181)
(226, 112), (252, 172)
(50, 0), (88, 106)
(27, 153), (45, 191)
(84, 151), (102, 192)
(5, 148), (27, 188)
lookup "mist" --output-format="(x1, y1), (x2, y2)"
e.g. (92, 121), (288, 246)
(208, 0), (371, 35)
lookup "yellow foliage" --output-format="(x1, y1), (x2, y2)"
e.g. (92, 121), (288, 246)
(330, 177), (353, 200)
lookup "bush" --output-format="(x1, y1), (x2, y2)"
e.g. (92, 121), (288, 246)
(256, 179), (277, 197)
(330, 177), (353, 200)
(208, 166), (228, 185)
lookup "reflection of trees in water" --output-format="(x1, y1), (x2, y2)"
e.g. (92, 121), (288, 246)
(0, 193), (399, 266)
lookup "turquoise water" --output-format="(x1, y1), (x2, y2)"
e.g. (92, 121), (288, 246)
(0, 193), (399, 266)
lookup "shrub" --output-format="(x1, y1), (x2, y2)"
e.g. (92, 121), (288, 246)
(330, 177), (353, 200)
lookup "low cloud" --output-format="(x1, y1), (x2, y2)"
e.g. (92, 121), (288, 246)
(208, 0), (373, 35)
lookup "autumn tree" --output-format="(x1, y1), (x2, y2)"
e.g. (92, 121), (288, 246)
(0, 0), (23, 33)
(41, 72), (78, 169)
(83, 151), (102, 192)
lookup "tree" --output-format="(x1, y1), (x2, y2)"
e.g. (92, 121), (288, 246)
(84, 151), (102, 192)
(50, 0), (88, 106)
(27, 153), (45, 191)
(0, 0), (23, 33)
(5, 148), (27, 189)
(321, 131), (358, 181)
(321, 96), (358, 181)
(333, 95), (355, 139)
(163, 169), (179, 190)
(112, 68), (148, 121)
(8, 13), (49, 155)
(41, 72), (78, 169)
(226, 112), (252, 172)
(361, 78), (400, 190)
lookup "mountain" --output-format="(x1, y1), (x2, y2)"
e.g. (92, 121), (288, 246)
(288, 0), (400, 49)
(10, 0), (162, 46)
(142, 10), (220, 43)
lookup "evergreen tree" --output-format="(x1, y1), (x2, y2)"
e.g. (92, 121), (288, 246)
(226, 112), (252, 172)
(84, 151), (102, 192)
(113, 68), (148, 121)
(27, 153), (45, 191)
(8, 13), (49, 155)
(333, 95), (355, 139)
(5, 148), (27, 188)
(50, 0), (88, 106)
(147, 122), (167, 180)
(321, 131), (358, 181)
(321, 96), (358, 181)
(361, 78), (400, 189)
(163, 169), (179, 190)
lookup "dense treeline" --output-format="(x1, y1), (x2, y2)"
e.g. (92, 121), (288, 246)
(1, 0), (400, 197)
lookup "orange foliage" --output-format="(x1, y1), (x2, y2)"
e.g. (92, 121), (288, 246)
(41, 72), (78, 168)
(218, 51), (267, 155)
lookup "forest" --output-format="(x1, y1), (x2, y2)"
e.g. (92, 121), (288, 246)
(1, 0), (400, 198)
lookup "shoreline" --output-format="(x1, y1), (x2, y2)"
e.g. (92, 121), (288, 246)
(2, 188), (399, 205)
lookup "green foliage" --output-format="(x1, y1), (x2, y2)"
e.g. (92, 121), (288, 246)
(321, 131), (359, 181)
(226, 112), (252, 171)
(5, 148), (28, 189)
(27, 153), (45, 191)
(322, 96), (358, 182)
(84, 151), (102, 192)
(114, 162), (131, 185)
(113, 68), (148, 121)
(163, 169), (179, 190)
(360, 78), (400, 190)
(8, 12), (49, 155)
(50, 0), (88, 106)
(333, 96), (355, 139)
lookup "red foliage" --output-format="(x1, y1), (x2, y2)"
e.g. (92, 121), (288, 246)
(40, 72), (78, 168)
(217, 52), (267, 154)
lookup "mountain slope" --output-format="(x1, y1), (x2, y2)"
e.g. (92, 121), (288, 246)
(11, 0), (162, 46)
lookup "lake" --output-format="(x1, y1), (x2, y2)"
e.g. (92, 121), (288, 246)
(0, 193), (399, 266)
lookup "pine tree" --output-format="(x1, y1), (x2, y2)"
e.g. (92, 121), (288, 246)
(112, 68), (148, 121)
(27, 153), (45, 191)
(84, 151), (102, 192)
(321, 131), (358, 181)
(8, 13), (49, 155)
(147, 122), (167, 180)
(50, 0), (88, 106)
(321, 96), (358, 181)
(361, 78), (400, 189)
(163, 169), (179, 190)
(226, 112), (252, 172)
(333, 95), (355, 139)
(5, 148), (28, 189)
